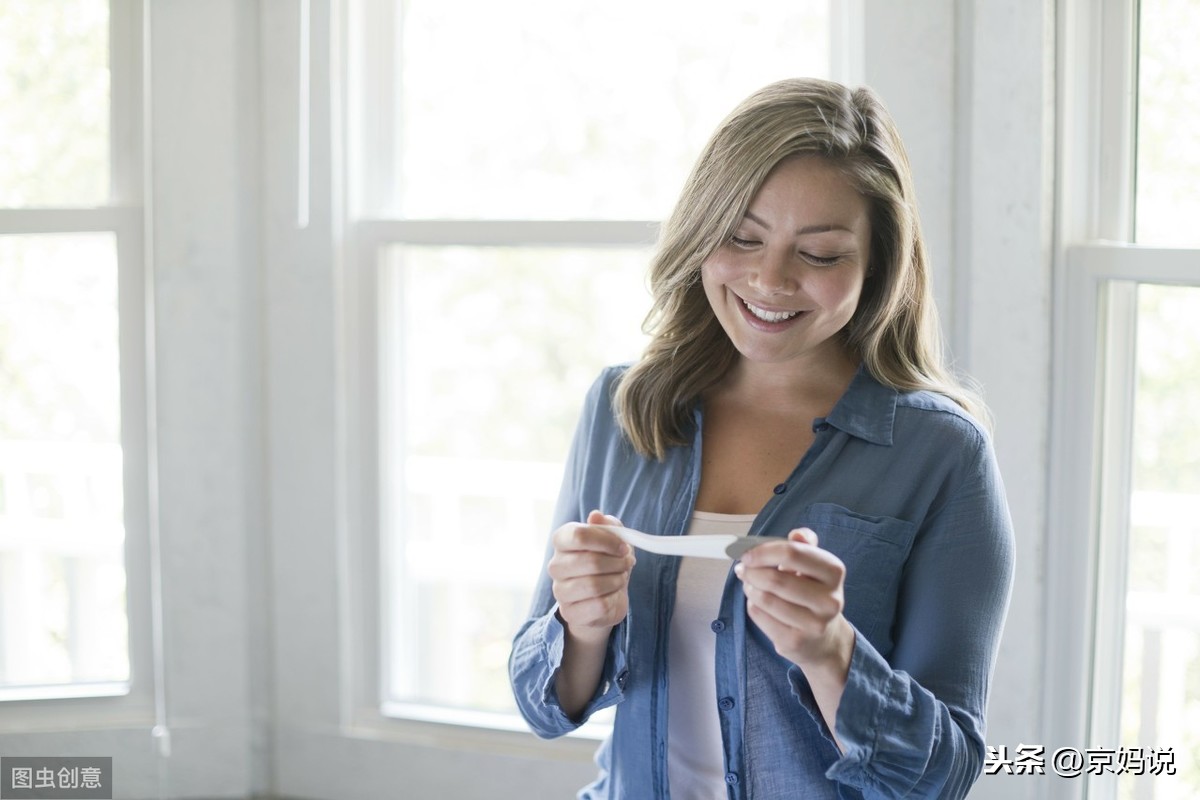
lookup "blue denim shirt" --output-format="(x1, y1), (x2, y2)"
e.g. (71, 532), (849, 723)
(510, 365), (1014, 799)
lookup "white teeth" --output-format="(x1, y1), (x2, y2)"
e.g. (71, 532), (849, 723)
(743, 299), (801, 323)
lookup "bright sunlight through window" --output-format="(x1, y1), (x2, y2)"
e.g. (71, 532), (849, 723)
(372, 0), (832, 722)
(0, 1), (130, 696)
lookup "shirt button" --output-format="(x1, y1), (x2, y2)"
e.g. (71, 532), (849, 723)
(772, 483), (787, 495)
(725, 772), (740, 785)
(718, 696), (735, 711)
(616, 670), (629, 690)
(710, 619), (726, 633)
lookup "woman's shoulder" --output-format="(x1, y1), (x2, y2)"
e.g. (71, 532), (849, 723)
(574, 363), (636, 432)
(584, 363), (634, 406)
(886, 387), (1006, 503)
(891, 385), (992, 452)
(595, 362), (633, 386)
(849, 368), (990, 448)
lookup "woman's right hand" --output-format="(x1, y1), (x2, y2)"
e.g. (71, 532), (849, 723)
(548, 510), (636, 643)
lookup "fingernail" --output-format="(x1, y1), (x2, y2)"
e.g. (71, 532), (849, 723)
(733, 563), (744, 578)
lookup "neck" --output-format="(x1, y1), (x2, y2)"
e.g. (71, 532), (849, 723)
(717, 345), (860, 414)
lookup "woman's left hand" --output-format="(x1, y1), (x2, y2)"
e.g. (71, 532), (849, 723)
(734, 528), (854, 671)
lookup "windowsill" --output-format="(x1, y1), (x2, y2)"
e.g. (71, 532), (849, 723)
(379, 700), (613, 743)
(0, 681), (131, 704)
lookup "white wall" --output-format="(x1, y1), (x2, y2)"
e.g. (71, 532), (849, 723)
(147, 0), (265, 795)
(124, 0), (1057, 797)
(864, 3), (1054, 798)
(0, 3), (269, 798)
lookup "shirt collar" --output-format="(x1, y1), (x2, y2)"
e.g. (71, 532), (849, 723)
(822, 366), (897, 446)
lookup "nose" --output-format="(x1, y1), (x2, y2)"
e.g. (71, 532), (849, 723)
(748, 248), (798, 296)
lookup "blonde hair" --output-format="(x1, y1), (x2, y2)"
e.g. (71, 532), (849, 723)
(615, 78), (987, 460)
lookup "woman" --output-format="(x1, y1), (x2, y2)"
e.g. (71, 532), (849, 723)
(509, 78), (1014, 799)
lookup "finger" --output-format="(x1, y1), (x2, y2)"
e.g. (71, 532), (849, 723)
(559, 589), (628, 629)
(744, 588), (817, 634)
(788, 527), (818, 547)
(736, 536), (801, 568)
(548, 549), (633, 582)
(739, 539), (843, 585)
(554, 521), (631, 557)
(744, 595), (831, 662)
(552, 571), (632, 605)
(740, 568), (843, 620)
(586, 509), (624, 527)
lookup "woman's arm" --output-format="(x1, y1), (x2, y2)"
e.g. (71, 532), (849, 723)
(511, 514), (634, 738)
(818, 438), (1015, 798)
(509, 369), (636, 736)
(740, 432), (1014, 798)
(556, 621), (616, 720)
(548, 511), (635, 720)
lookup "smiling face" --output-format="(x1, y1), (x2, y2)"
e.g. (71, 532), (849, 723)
(701, 156), (872, 376)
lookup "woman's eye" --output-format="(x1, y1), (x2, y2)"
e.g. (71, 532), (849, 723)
(730, 235), (759, 248)
(802, 252), (840, 267)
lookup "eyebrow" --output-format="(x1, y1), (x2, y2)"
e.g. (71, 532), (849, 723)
(743, 210), (854, 235)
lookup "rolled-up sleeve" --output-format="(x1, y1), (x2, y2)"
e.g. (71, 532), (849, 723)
(510, 607), (629, 737)
(792, 427), (1015, 798)
(509, 370), (631, 737)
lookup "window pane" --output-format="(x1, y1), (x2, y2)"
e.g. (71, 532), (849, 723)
(0, 234), (128, 689)
(1117, 284), (1200, 799)
(381, 246), (649, 712)
(1135, 0), (1200, 245)
(397, 0), (830, 220)
(0, 0), (110, 207)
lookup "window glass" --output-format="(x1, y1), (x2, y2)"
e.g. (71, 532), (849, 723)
(0, 233), (128, 690)
(397, 0), (830, 220)
(1116, 284), (1200, 799)
(381, 245), (650, 713)
(1108, 1), (1200, 790)
(0, 0), (110, 207)
(377, 1), (833, 721)
(1134, 0), (1200, 245)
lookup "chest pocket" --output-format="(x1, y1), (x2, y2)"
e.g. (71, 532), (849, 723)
(802, 502), (916, 656)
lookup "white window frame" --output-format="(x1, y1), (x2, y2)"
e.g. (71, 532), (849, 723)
(340, 0), (873, 734)
(341, 0), (857, 739)
(1046, 1), (1200, 798)
(339, 0), (735, 753)
(0, 0), (157, 733)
